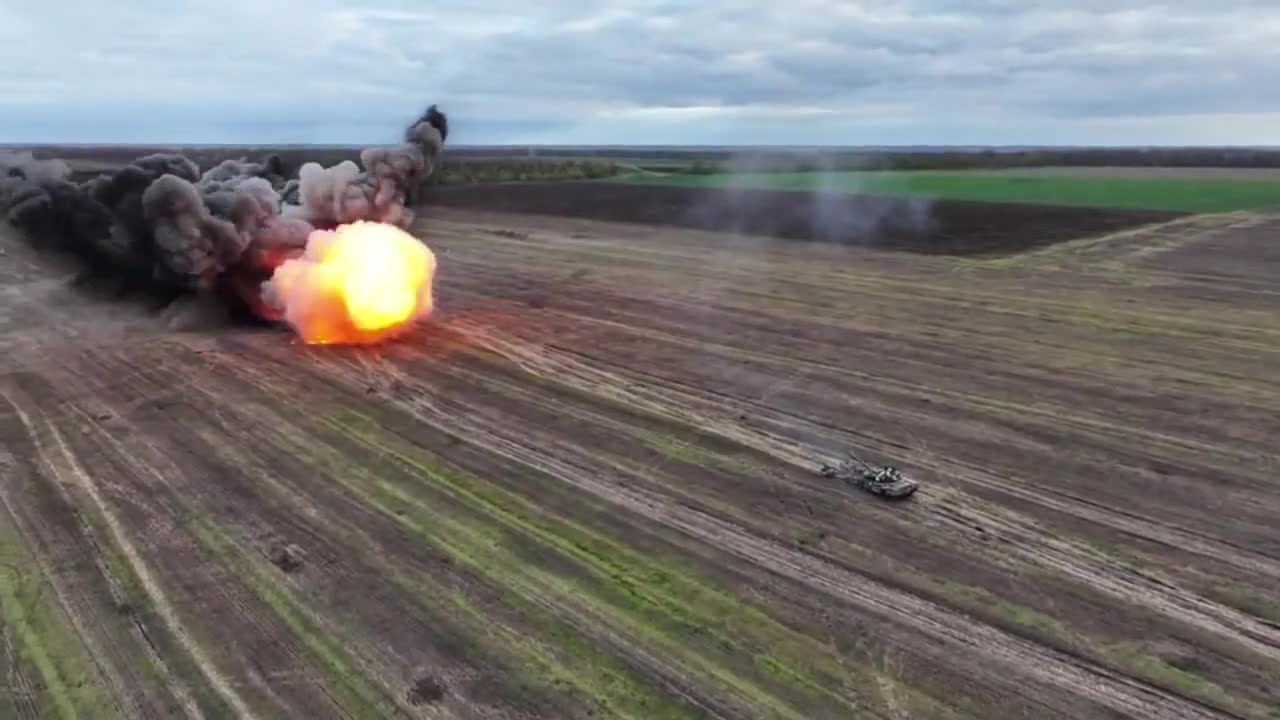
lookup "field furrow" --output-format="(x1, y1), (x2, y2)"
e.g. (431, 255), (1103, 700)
(0, 199), (1277, 719)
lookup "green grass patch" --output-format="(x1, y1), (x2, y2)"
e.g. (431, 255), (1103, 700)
(935, 583), (1275, 718)
(1206, 584), (1280, 626)
(936, 582), (1078, 648)
(74, 511), (237, 719)
(429, 158), (623, 186)
(876, 677), (988, 720)
(1091, 542), (1150, 570)
(0, 524), (110, 719)
(615, 171), (1280, 213)
(185, 416), (625, 719)
(305, 433), (711, 719)
(636, 431), (755, 476)
(190, 521), (409, 720)
(1104, 642), (1240, 713)
(323, 409), (872, 718)
(454, 585), (707, 720)
(443, 350), (768, 482)
(526, 566), (826, 719)
(929, 578), (1274, 718)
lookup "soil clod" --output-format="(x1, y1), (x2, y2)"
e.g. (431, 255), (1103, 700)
(270, 543), (307, 573)
(406, 675), (446, 706)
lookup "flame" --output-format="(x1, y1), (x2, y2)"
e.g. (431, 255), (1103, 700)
(263, 220), (436, 345)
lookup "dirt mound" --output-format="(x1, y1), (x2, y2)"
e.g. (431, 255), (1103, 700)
(424, 182), (1185, 256)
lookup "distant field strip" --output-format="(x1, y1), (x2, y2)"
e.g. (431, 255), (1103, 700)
(617, 171), (1280, 212)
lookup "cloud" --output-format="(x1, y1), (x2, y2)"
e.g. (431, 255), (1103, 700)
(3, 1), (1277, 145)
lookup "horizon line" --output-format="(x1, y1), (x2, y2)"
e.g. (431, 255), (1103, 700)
(5, 142), (1280, 152)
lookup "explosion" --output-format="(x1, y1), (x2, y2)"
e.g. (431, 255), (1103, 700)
(0, 104), (450, 344)
(262, 221), (436, 345)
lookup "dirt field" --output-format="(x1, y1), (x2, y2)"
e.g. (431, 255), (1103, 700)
(1, 200), (1279, 719)
(424, 182), (1185, 255)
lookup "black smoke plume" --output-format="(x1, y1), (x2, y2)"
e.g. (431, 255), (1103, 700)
(0, 152), (112, 256)
(0, 104), (448, 312)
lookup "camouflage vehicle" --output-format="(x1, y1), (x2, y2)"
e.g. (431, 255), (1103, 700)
(820, 451), (918, 499)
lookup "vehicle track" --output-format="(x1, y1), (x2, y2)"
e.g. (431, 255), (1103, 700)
(454, 329), (1280, 658)
(2, 206), (1277, 718)
(237, 340), (1240, 720)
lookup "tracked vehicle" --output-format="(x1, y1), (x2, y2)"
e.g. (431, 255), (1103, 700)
(820, 451), (918, 499)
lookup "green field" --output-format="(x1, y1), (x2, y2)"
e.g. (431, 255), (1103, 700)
(616, 171), (1280, 213)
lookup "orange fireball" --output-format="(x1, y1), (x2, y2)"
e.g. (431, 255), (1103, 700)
(262, 221), (437, 345)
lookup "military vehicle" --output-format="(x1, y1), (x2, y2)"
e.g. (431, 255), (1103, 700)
(820, 451), (918, 499)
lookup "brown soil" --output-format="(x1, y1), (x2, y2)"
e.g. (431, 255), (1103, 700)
(422, 182), (1184, 256)
(0, 199), (1278, 720)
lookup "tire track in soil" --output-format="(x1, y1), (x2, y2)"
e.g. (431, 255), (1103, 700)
(480, 344), (1280, 667)
(219, 333), (1241, 720)
(199, 424), (764, 720)
(440, 239), (1280, 406)
(7, 393), (263, 720)
(451, 282), (1277, 468)
(4, 208), (1277, 718)
(191, 336), (1078, 719)
(351, 212), (1280, 715)
(40, 353), (412, 720)
(154, 372), (688, 720)
(453, 318), (1278, 562)
(66, 343), (751, 720)
(475, 317), (1277, 554)
(422, 322), (1277, 710)
(0, 630), (43, 720)
(3, 364), (352, 720)
(230, 356), (1049, 717)
(1, 380), (179, 719)
(192, 340), (871, 720)
(494, 369), (1277, 703)
(0, 379), (207, 712)
(0, 489), (55, 720)
(468, 328), (1280, 652)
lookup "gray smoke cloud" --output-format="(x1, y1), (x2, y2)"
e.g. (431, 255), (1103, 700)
(198, 154), (289, 192)
(87, 153), (203, 283)
(282, 107), (446, 229)
(0, 151), (113, 255)
(0, 104), (448, 311)
(141, 174), (247, 290)
(678, 151), (935, 245)
(218, 176), (314, 271)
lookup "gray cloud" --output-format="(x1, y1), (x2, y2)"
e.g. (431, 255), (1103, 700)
(1, 1), (1276, 145)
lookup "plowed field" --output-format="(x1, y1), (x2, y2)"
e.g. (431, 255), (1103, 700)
(1, 200), (1277, 719)
(424, 182), (1185, 255)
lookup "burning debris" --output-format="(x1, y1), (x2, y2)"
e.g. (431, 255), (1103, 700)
(0, 105), (449, 342)
(820, 451), (919, 499)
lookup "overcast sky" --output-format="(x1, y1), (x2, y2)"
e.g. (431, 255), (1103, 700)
(3, 1), (1278, 146)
